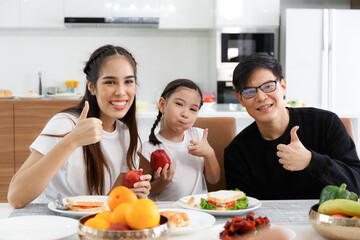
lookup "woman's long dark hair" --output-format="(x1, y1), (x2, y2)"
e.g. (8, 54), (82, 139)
(149, 79), (203, 145)
(61, 45), (140, 195)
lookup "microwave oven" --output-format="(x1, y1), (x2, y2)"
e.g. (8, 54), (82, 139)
(216, 27), (279, 82)
(216, 27), (278, 103)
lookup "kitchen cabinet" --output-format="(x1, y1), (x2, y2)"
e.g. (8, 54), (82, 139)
(112, 0), (160, 18)
(0, 102), (14, 203)
(216, 0), (280, 27)
(159, 0), (214, 29)
(0, 0), (20, 27)
(20, 0), (65, 28)
(0, 100), (79, 202)
(64, 0), (112, 18)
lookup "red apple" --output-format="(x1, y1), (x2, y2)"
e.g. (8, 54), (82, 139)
(150, 149), (171, 171)
(107, 223), (131, 231)
(123, 170), (143, 188)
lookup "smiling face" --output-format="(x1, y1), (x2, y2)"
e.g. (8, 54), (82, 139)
(88, 55), (136, 130)
(236, 68), (288, 126)
(159, 87), (201, 140)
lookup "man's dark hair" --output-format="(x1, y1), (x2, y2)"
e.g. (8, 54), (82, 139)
(232, 52), (284, 92)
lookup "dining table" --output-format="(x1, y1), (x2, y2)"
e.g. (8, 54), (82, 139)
(0, 199), (327, 240)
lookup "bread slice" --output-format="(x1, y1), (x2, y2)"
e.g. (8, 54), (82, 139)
(66, 195), (107, 207)
(207, 190), (244, 204)
(160, 211), (191, 229)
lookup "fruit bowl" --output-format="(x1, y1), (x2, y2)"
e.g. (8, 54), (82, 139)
(78, 214), (169, 240)
(309, 204), (360, 240)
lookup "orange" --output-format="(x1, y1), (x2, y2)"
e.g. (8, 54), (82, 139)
(110, 203), (131, 225)
(108, 186), (138, 211)
(125, 199), (160, 230)
(84, 217), (111, 230)
(94, 211), (112, 224)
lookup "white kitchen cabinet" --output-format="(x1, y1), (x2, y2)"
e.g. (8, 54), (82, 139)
(0, 0), (20, 27)
(20, 0), (64, 28)
(216, 0), (280, 27)
(112, 0), (160, 18)
(159, 0), (214, 29)
(64, 0), (112, 18)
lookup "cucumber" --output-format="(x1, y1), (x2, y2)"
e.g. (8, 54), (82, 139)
(318, 199), (360, 217)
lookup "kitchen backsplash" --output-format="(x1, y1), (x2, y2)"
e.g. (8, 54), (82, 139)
(0, 28), (216, 103)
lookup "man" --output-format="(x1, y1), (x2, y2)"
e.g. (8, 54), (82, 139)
(224, 52), (360, 200)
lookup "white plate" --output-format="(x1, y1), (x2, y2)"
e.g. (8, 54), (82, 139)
(48, 95), (82, 100)
(160, 208), (215, 235)
(48, 195), (108, 217)
(0, 95), (15, 99)
(18, 95), (43, 100)
(209, 223), (296, 240)
(178, 194), (261, 216)
(0, 215), (78, 240)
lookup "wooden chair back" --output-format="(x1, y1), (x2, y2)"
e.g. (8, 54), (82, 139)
(193, 117), (237, 191)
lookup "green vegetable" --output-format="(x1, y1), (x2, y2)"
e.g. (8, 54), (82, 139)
(200, 198), (216, 210)
(227, 197), (249, 210)
(319, 183), (359, 205)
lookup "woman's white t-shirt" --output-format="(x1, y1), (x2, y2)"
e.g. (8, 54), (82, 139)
(30, 113), (130, 203)
(141, 127), (207, 201)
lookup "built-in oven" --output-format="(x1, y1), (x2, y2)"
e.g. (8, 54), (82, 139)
(217, 27), (278, 103)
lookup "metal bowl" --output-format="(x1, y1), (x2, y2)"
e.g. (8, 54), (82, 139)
(309, 204), (360, 240)
(78, 214), (169, 240)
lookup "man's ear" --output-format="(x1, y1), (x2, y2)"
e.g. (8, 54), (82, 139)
(280, 78), (287, 97)
(235, 92), (244, 107)
(158, 97), (166, 114)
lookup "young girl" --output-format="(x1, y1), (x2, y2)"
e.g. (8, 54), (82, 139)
(8, 45), (151, 208)
(139, 79), (220, 201)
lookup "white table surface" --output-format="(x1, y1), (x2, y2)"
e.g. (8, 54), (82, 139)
(0, 200), (326, 240)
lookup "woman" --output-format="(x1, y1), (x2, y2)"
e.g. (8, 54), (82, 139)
(8, 45), (151, 208)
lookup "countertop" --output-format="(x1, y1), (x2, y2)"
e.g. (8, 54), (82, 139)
(137, 103), (250, 118)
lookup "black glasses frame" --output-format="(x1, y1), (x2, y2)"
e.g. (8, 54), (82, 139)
(240, 79), (279, 99)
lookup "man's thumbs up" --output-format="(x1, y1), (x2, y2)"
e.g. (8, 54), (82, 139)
(79, 101), (89, 120)
(277, 125), (312, 171)
(290, 126), (300, 143)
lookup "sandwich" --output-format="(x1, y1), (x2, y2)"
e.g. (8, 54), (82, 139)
(66, 195), (107, 212)
(200, 190), (248, 210)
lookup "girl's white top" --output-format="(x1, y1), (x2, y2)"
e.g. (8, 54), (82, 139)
(30, 112), (130, 203)
(141, 127), (207, 201)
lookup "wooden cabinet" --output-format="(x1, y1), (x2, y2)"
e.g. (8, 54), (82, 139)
(0, 100), (79, 202)
(0, 102), (14, 203)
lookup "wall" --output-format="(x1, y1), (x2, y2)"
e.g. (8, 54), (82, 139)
(0, 28), (215, 104)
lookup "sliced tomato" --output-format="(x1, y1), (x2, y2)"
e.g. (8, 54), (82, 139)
(207, 200), (217, 206)
(226, 201), (236, 208)
(331, 214), (349, 218)
(72, 205), (95, 209)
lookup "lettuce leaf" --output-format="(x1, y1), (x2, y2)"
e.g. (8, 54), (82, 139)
(226, 196), (249, 210)
(200, 198), (216, 210)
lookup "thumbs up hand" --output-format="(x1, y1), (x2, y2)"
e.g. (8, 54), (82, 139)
(276, 126), (312, 171)
(188, 128), (215, 158)
(69, 101), (103, 147)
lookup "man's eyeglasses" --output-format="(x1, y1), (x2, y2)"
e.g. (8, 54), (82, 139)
(240, 79), (279, 99)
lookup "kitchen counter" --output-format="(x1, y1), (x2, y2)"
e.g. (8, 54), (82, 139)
(136, 103), (249, 118)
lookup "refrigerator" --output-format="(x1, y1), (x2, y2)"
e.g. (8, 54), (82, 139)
(285, 9), (360, 115)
